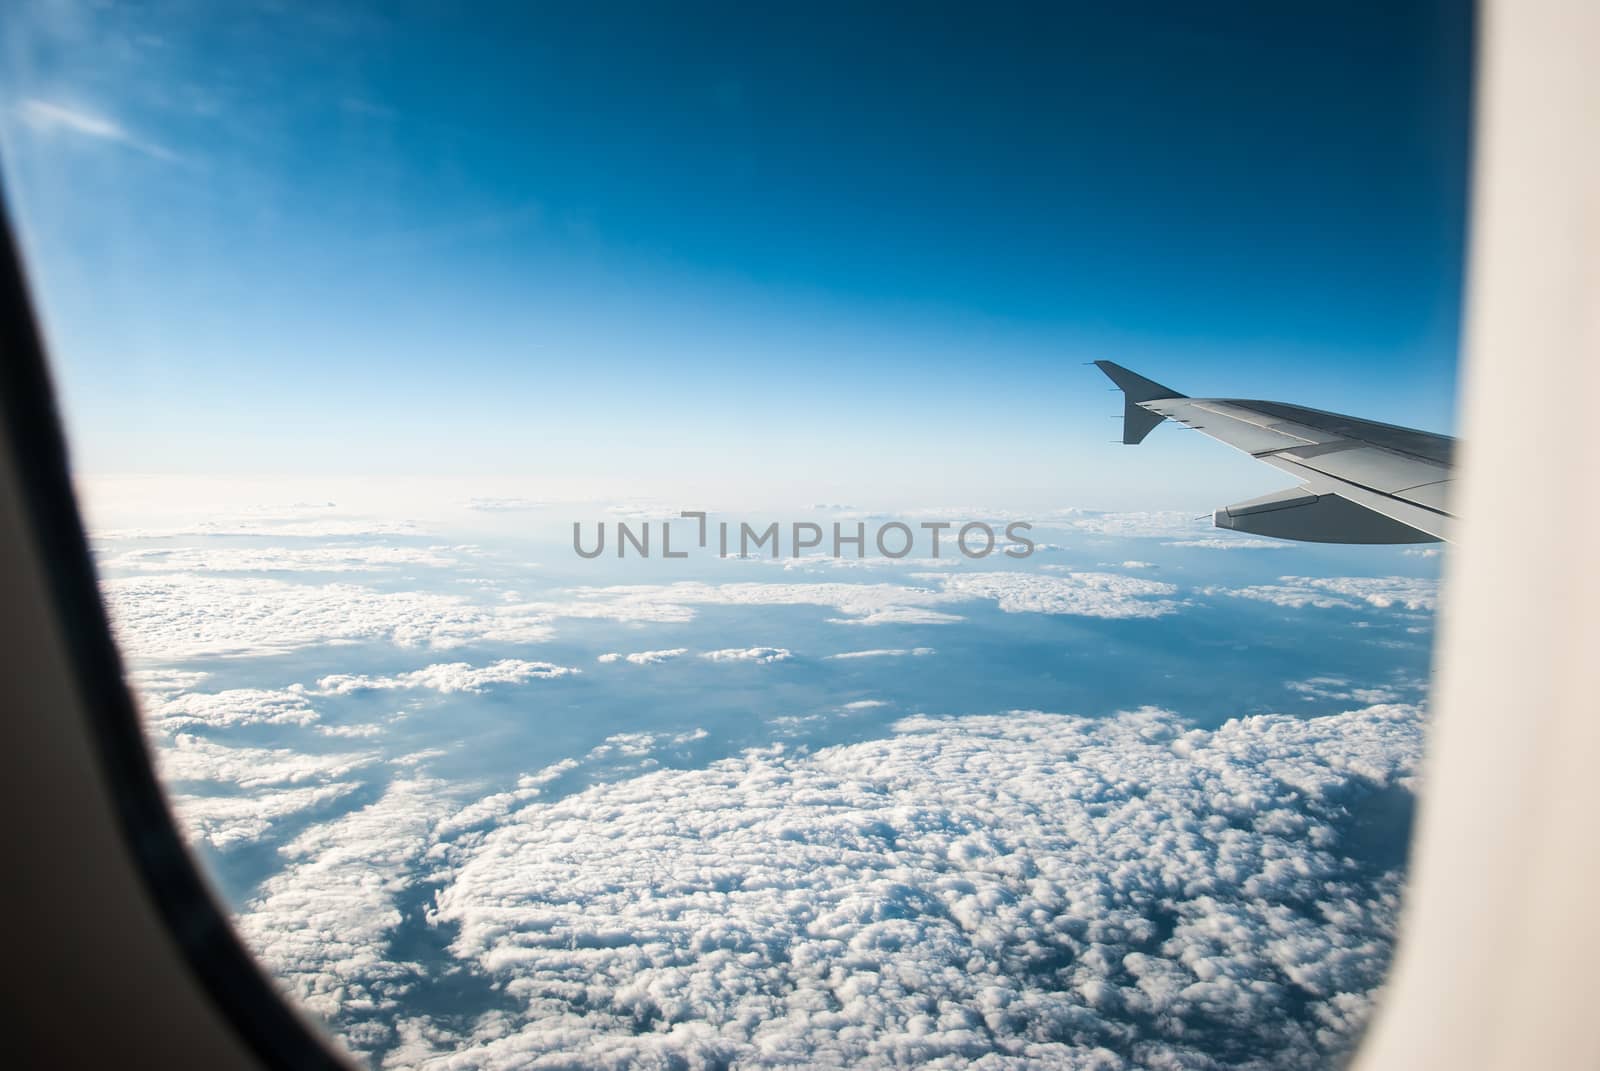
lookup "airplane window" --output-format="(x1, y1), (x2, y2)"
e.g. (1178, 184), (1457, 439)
(0, 3), (1471, 1068)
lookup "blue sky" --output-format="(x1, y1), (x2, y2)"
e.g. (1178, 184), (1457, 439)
(1, 2), (1472, 508)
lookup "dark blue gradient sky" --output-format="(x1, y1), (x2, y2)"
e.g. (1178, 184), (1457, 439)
(1, 2), (1472, 506)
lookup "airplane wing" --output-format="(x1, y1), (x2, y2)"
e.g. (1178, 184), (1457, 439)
(1095, 360), (1454, 544)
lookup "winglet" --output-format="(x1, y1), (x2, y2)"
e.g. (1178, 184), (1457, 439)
(1093, 360), (1185, 403)
(1094, 361), (1185, 445)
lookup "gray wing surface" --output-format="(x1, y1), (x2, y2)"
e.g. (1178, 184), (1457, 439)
(1095, 360), (1454, 544)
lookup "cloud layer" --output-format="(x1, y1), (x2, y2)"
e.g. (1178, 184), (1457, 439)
(531, 572), (1180, 629)
(598, 649), (688, 666)
(1210, 576), (1438, 612)
(102, 575), (556, 660)
(102, 555), (1421, 670)
(313, 660), (579, 695)
(825, 648), (937, 660)
(227, 703), (1422, 1069)
(700, 647), (793, 664)
(96, 498), (1440, 1069)
(102, 544), (461, 573)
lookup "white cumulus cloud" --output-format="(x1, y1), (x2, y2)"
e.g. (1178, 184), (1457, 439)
(235, 777), (450, 1027)
(101, 574), (556, 660)
(931, 571), (1180, 619)
(825, 648), (937, 660)
(700, 647), (793, 664)
(100, 544), (460, 573)
(313, 659), (579, 695)
(1165, 537), (1291, 550)
(1286, 676), (1419, 705)
(142, 687), (322, 731)
(1044, 508), (1209, 539)
(172, 783), (362, 850)
(1209, 576), (1438, 612)
(157, 734), (379, 789)
(629, 649), (688, 665)
(534, 572), (1180, 630)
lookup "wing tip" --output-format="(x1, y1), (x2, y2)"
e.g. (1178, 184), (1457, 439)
(1096, 361), (1184, 444)
(1093, 361), (1186, 403)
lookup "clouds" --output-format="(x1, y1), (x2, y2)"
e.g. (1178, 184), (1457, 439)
(1045, 509), (1210, 540)
(1286, 676), (1419, 705)
(101, 544), (460, 573)
(825, 648), (937, 660)
(16, 98), (178, 161)
(101, 574), (555, 660)
(235, 777), (450, 1027)
(527, 580), (963, 627)
(100, 545), (1382, 671)
(95, 518), (427, 540)
(313, 659), (579, 695)
(463, 497), (545, 512)
(157, 733), (378, 848)
(536, 572), (1181, 630)
(403, 702), (1421, 1070)
(1165, 537), (1291, 550)
(934, 571), (1180, 619)
(172, 783), (362, 850)
(598, 649), (688, 666)
(745, 555), (965, 572)
(586, 728), (709, 764)
(135, 658), (575, 740)
(1211, 576), (1439, 612)
(157, 733), (378, 788)
(144, 687), (321, 731)
(127, 667), (211, 693)
(700, 647), (793, 664)
(596, 647), (793, 665)
(98, 496), (1442, 1069)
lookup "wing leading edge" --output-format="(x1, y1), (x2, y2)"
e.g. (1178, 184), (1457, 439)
(1094, 360), (1455, 544)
